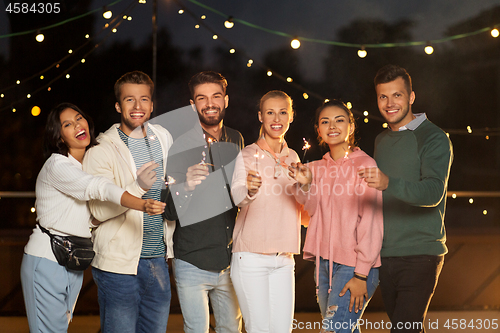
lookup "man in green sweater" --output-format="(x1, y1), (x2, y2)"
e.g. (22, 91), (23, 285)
(359, 64), (453, 332)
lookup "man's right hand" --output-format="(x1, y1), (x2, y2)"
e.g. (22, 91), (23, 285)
(137, 161), (159, 191)
(185, 163), (209, 192)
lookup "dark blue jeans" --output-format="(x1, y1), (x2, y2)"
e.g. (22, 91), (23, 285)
(92, 257), (171, 333)
(380, 255), (444, 333)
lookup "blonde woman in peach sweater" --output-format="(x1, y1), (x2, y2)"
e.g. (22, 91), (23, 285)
(231, 90), (304, 333)
(290, 100), (383, 333)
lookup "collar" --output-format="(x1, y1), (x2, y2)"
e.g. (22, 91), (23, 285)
(397, 113), (427, 131)
(256, 137), (289, 168)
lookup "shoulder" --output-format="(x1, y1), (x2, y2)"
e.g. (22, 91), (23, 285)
(415, 120), (451, 148)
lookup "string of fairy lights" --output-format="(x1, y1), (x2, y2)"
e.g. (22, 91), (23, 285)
(0, 0), (498, 218)
(1, 0), (499, 138)
(0, 0), (142, 113)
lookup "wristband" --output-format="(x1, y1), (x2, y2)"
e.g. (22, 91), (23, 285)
(353, 273), (367, 281)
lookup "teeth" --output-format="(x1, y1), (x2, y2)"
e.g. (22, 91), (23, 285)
(271, 124), (282, 129)
(131, 113), (144, 118)
(76, 130), (85, 138)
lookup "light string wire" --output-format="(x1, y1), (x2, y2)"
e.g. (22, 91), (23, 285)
(184, 0), (499, 48)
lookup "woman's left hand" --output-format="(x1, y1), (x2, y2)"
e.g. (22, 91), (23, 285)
(288, 162), (312, 188)
(339, 277), (368, 313)
(144, 199), (167, 216)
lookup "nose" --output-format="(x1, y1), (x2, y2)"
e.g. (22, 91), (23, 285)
(274, 113), (280, 122)
(329, 120), (336, 129)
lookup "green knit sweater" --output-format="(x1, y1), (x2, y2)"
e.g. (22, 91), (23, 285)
(374, 118), (453, 257)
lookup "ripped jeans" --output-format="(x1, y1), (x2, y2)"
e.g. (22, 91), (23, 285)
(316, 258), (379, 333)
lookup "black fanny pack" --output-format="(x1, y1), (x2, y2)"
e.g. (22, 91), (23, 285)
(39, 225), (95, 271)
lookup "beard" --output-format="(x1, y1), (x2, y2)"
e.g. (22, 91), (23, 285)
(198, 105), (226, 126)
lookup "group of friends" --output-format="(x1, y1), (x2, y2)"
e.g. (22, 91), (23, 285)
(20, 64), (453, 333)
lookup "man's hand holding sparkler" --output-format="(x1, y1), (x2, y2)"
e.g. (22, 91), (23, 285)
(185, 163), (210, 192)
(288, 162), (313, 192)
(358, 167), (389, 191)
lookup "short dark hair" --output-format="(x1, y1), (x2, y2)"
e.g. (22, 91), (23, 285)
(114, 71), (154, 102)
(188, 71), (227, 99)
(314, 99), (357, 148)
(374, 64), (412, 94)
(43, 103), (98, 158)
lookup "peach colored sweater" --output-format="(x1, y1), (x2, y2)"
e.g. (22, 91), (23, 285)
(231, 142), (302, 254)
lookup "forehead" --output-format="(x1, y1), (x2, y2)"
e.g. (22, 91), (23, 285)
(119, 83), (152, 99)
(193, 82), (224, 98)
(261, 97), (291, 110)
(60, 108), (79, 122)
(376, 77), (407, 95)
(319, 106), (348, 118)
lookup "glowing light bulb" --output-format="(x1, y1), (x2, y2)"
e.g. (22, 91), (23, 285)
(290, 38), (301, 49)
(27, 94), (31, 98)
(81, 59), (86, 63)
(201, 15), (206, 19)
(66, 74), (70, 79)
(195, 24), (200, 29)
(346, 102), (352, 109)
(103, 8), (112, 19)
(178, 9), (184, 14)
(31, 106), (41, 116)
(286, 77), (293, 82)
(267, 70), (272, 76)
(467, 126), (472, 134)
(363, 111), (369, 116)
(224, 17), (234, 29)
(452, 193), (457, 199)
(35, 32), (44, 42)
(324, 99), (330, 103)
(424, 45), (434, 55)
(213, 34), (218, 39)
(112, 28), (117, 33)
(491, 28), (499, 38)
(16, 80), (20, 84)
(469, 198), (474, 204)
(68, 49), (73, 54)
(483, 210), (488, 215)
(357, 47), (367, 58)
(31, 207), (36, 213)
(303, 93), (309, 100)
(229, 49), (235, 54)
(85, 34), (90, 39)
(364, 118), (369, 123)
(383, 123), (388, 128)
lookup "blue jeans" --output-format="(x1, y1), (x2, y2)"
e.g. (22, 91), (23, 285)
(173, 258), (242, 333)
(317, 259), (379, 333)
(92, 257), (171, 333)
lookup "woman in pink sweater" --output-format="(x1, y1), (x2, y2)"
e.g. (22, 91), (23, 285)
(291, 100), (383, 333)
(230, 90), (303, 332)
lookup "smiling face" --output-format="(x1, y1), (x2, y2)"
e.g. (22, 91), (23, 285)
(317, 106), (353, 148)
(258, 97), (293, 141)
(59, 107), (91, 156)
(376, 77), (415, 130)
(190, 82), (228, 128)
(115, 83), (153, 136)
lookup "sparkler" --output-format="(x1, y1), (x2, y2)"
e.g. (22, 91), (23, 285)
(343, 146), (354, 164)
(302, 138), (311, 162)
(254, 149), (260, 175)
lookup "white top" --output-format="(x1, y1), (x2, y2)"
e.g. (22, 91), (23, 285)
(24, 153), (125, 262)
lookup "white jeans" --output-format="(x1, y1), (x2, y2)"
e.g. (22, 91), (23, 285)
(231, 252), (295, 333)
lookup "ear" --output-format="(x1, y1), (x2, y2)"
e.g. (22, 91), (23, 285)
(258, 111), (262, 123)
(224, 95), (229, 109)
(410, 91), (415, 105)
(349, 123), (355, 136)
(190, 100), (196, 112)
(289, 111), (294, 124)
(115, 102), (121, 114)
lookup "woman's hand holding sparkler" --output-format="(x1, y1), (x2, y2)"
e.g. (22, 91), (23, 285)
(185, 163), (209, 192)
(246, 170), (262, 197)
(288, 162), (313, 191)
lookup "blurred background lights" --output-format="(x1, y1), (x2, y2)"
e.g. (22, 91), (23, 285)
(31, 207), (36, 213)
(31, 106), (41, 116)
(66, 74), (70, 79)
(383, 123), (388, 128)
(363, 111), (369, 116)
(491, 28), (499, 38)
(267, 70), (272, 76)
(229, 48), (235, 53)
(68, 49), (73, 54)
(483, 210), (488, 215)
(346, 102), (352, 109)
(212, 34), (218, 39)
(303, 93), (309, 99)
(287, 77), (293, 82)
(324, 99), (330, 103)
(16, 80), (20, 84)
(290, 38), (301, 49)
(201, 15), (206, 19)
(452, 193), (457, 199)
(424, 44), (434, 55)
(195, 24), (200, 29)
(85, 34), (90, 39)
(0, 94), (4, 98)
(469, 198), (474, 204)
(364, 118), (369, 123)
(112, 28), (117, 33)
(81, 59), (86, 63)
(27, 94), (31, 98)
(178, 9), (184, 14)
